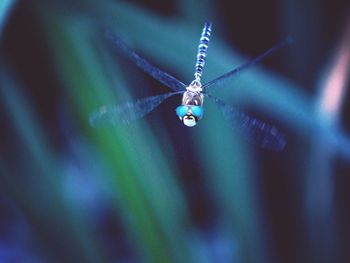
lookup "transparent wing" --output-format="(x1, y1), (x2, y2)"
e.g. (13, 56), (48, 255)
(206, 94), (287, 151)
(90, 91), (183, 127)
(202, 37), (292, 93)
(105, 30), (187, 92)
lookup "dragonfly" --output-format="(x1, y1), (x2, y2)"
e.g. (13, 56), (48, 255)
(90, 22), (290, 151)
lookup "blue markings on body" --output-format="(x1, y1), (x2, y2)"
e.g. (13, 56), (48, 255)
(194, 22), (212, 81)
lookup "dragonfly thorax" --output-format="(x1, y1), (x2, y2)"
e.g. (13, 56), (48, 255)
(187, 79), (203, 92)
(182, 90), (204, 106)
(183, 79), (204, 105)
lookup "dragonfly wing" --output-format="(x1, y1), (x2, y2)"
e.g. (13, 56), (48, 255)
(206, 94), (287, 151)
(90, 91), (182, 127)
(202, 37), (292, 93)
(105, 30), (187, 92)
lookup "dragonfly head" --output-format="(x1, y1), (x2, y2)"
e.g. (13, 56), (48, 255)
(175, 105), (203, 127)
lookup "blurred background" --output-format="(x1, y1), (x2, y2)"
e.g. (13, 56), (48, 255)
(1, 0), (350, 262)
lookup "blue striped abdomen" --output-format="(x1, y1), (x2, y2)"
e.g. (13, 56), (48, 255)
(194, 22), (212, 81)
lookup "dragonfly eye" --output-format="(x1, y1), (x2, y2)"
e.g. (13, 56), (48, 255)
(183, 115), (197, 127)
(176, 105), (189, 118)
(190, 106), (203, 118)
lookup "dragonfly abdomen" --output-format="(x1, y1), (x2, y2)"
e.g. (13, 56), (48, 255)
(194, 22), (212, 81)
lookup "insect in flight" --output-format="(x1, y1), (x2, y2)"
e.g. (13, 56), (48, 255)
(90, 22), (290, 151)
